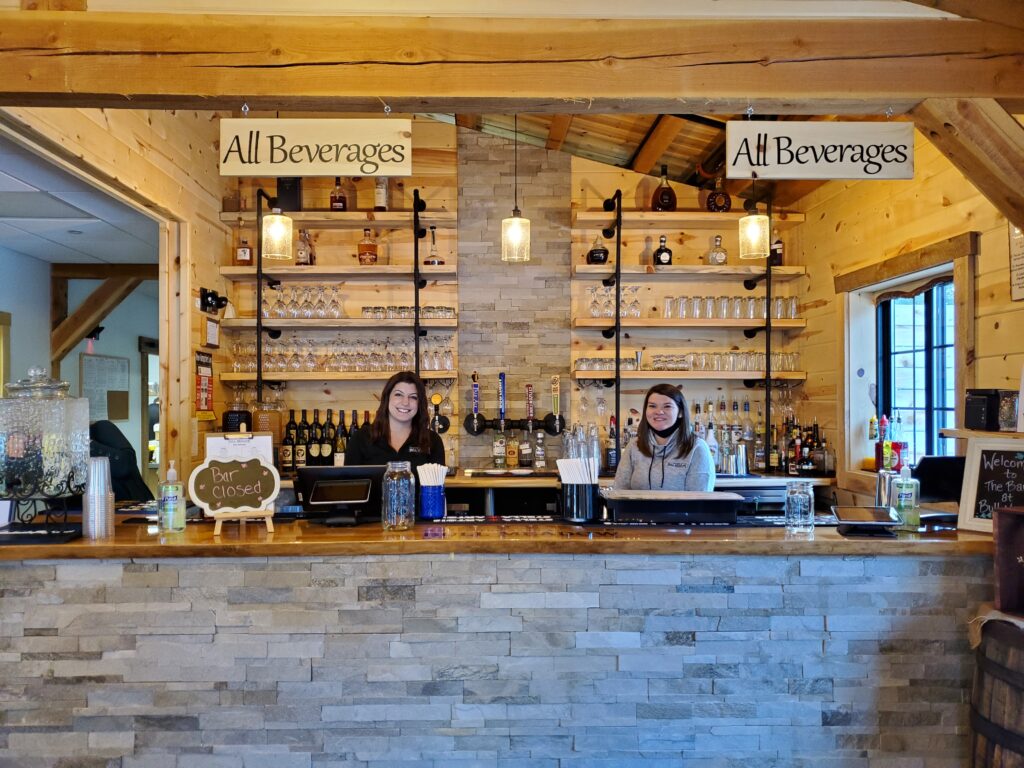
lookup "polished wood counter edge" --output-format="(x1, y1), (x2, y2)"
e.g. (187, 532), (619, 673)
(0, 520), (992, 561)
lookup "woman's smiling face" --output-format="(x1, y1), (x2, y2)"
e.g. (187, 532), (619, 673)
(388, 382), (420, 427)
(645, 393), (680, 431)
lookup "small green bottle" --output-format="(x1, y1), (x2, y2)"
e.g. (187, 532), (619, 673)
(158, 460), (186, 533)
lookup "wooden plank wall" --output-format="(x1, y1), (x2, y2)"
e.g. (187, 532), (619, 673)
(0, 106), (231, 479)
(788, 127), (1013, 489)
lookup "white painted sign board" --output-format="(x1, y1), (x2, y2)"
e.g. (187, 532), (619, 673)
(1010, 224), (1024, 302)
(220, 118), (412, 177)
(726, 121), (914, 180)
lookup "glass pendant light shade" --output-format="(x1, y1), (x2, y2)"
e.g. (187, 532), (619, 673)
(738, 213), (770, 260)
(262, 207), (293, 260)
(502, 207), (531, 263)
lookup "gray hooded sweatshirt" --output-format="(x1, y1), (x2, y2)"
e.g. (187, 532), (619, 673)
(612, 429), (715, 491)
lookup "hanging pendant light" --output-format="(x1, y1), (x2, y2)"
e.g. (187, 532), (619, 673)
(262, 207), (293, 260)
(738, 176), (770, 260)
(501, 114), (531, 263)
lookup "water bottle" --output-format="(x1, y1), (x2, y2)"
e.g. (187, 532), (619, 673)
(382, 461), (415, 531)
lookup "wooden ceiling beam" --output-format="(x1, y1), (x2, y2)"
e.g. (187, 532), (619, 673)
(50, 277), (142, 366)
(454, 114), (482, 131)
(546, 115), (573, 151)
(51, 263), (159, 280)
(902, 0), (1024, 31)
(0, 13), (1020, 114)
(911, 98), (1024, 232)
(631, 116), (686, 175)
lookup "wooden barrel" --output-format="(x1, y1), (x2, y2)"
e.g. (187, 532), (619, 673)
(972, 620), (1024, 767)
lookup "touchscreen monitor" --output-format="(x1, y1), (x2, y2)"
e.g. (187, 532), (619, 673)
(294, 465), (387, 522)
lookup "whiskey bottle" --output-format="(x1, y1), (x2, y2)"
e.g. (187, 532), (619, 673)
(295, 229), (313, 266)
(357, 228), (378, 265)
(373, 177), (388, 212)
(651, 164), (677, 212)
(330, 177), (347, 211)
(653, 235), (673, 266)
(234, 233), (253, 267)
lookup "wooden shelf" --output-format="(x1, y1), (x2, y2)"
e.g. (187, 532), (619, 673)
(220, 264), (457, 282)
(939, 428), (1024, 440)
(221, 371), (457, 382)
(222, 318), (458, 331)
(572, 209), (805, 231)
(572, 318), (806, 331)
(571, 264), (806, 281)
(571, 370), (806, 381)
(221, 210), (457, 230)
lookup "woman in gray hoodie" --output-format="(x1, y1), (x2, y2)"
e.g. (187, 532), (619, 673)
(612, 383), (715, 491)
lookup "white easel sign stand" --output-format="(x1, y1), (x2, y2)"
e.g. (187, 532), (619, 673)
(188, 431), (280, 536)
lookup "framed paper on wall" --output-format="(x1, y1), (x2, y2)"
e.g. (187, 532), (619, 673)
(958, 437), (1024, 533)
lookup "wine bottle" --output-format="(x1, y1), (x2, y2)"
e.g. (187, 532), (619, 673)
(363, 409), (372, 428)
(333, 411), (347, 466)
(330, 176), (347, 211)
(284, 409), (298, 444)
(651, 164), (677, 212)
(280, 430), (295, 475)
(320, 410), (335, 467)
(351, 409), (360, 434)
(308, 409), (323, 466)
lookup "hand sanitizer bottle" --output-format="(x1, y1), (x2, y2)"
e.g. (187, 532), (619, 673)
(158, 460), (186, 533)
(893, 464), (920, 532)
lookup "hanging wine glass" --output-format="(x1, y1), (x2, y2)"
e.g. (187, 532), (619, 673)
(303, 338), (318, 371)
(287, 286), (301, 319)
(313, 286), (328, 319)
(300, 288), (315, 320)
(327, 287), (343, 319)
(588, 286), (601, 318)
(628, 286), (641, 318)
(271, 287), (287, 319)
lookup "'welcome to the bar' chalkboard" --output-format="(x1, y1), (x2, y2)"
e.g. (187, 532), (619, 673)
(959, 438), (1024, 533)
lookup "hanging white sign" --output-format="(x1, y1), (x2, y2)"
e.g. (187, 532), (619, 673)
(219, 118), (412, 177)
(726, 121), (914, 181)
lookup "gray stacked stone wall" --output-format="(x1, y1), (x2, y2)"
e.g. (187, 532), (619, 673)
(0, 553), (991, 766)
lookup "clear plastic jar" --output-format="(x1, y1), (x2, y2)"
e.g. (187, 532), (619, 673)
(785, 480), (814, 536)
(382, 460), (416, 531)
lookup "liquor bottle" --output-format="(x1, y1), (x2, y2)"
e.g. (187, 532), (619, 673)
(754, 432), (766, 473)
(770, 238), (784, 267)
(424, 225), (444, 266)
(651, 164), (677, 212)
(730, 398), (742, 443)
(234, 233), (253, 266)
(320, 409), (335, 467)
(653, 235), (673, 266)
(357, 228), (378, 265)
(718, 396), (728, 431)
(492, 428), (507, 469)
(373, 177), (388, 212)
(308, 409), (323, 466)
(606, 415), (619, 471)
(533, 431), (546, 470)
(518, 429), (533, 468)
(295, 229), (315, 266)
(789, 430), (801, 476)
(505, 431), (520, 469)
(694, 402), (706, 440)
(742, 397), (755, 441)
(768, 440), (780, 473)
(706, 423), (719, 464)
(330, 177), (347, 211)
(280, 429), (295, 474)
(706, 234), (728, 265)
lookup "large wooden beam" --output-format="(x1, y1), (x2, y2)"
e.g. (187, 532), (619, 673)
(51, 263), (159, 280)
(50, 277), (142, 366)
(902, 1), (1024, 31)
(631, 116), (686, 174)
(0, 13), (1021, 114)
(546, 115), (573, 151)
(911, 98), (1024, 232)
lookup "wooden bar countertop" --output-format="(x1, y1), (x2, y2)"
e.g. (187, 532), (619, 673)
(0, 518), (992, 561)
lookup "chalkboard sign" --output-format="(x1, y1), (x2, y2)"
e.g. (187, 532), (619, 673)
(959, 438), (1024, 533)
(188, 457), (280, 516)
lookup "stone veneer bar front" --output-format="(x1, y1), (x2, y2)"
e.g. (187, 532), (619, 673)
(0, 524), (993, 767)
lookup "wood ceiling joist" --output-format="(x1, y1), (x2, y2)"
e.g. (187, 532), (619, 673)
(455, 114), (482, 131)
(631, 116), (686, 174)
(902, 0), (1024, 31)
(51, 277), (143, 367)
(0, 13), (1020, 113)
(911, 98), (1024, 233)
(51, 263), (159, 280)
(546, 115), (573, 151)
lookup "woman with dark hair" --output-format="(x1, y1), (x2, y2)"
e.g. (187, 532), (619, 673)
(344, 371), (445, 468)
(612, 383), (715, 491)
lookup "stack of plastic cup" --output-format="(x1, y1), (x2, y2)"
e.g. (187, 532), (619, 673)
(82, 456), (115, 539)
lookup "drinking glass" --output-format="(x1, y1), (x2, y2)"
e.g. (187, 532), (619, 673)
(675, 297), (688, 319)
(628, 286), (641, 318)
(787, 296), (799, 319)
(731, 296), (744, 319)
(663, 296), (675, 319)
(785, 480), (814, 537)
(588, 287), (601, 318)
(716, 296), (730, 319)
(690, 296), (703, 319)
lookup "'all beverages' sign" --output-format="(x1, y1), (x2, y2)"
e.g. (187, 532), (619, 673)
(726, 121), (914, 181)
(220, 118), (412, 177)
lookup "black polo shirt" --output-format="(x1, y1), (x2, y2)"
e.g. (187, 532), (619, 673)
(344, 425), (445, 468)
